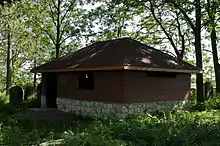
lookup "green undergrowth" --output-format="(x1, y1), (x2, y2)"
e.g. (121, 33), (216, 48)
(64, 110), (220, 146)
(0, 94), (220, 145)
(190, 93), (220, 111)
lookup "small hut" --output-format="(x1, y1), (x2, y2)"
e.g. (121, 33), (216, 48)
(31, 38), (202, 118)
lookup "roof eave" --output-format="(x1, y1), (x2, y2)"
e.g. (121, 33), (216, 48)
(32, 65), (203, 74)
(124, 66), (203, 73)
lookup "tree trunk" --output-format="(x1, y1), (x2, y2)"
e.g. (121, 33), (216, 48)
(167, 0), (204, 101)
(207, 0), (220, 93)
(56, 0), (61, 58)
(6, 24), (12, 95)
(55, 43), (60, 58)
(176, 11), (185, 59)
(211, 26), (220, 93)
(195, 0), (204, 102)
(33, 60), (37, 89)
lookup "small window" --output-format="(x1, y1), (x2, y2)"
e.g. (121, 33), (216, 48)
(147, 71), (176, 78)
(78, 72), (94, 90)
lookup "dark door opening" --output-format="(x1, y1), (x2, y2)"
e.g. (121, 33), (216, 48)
(45, 73), (57, 108)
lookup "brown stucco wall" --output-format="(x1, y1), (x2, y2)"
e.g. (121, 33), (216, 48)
(57, 71), (125, 103)
(124, 71), (191, 102)
(42, 70), (191, 105)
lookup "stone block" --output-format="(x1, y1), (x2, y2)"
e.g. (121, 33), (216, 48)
(56, 98), (188, 119)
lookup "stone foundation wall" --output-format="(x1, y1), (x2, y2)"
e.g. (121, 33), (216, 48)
(57, 98), (188, 118)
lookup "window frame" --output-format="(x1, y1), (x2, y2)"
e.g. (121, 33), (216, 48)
(77, 71), (94, 90)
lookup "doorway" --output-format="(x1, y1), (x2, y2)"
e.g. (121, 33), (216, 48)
(45, 73), (57, 108)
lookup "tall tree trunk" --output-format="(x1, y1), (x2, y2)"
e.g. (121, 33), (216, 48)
(56, 0), (61, 58)
(207, 0), (220, 93)
(211, 26), (220, 93)
(210, 24), (220, 93)
(195, 0), (204, 102)
(33, 60), (37, 89)
(176, 11), (185, 59)
(6, 24), (12, 95)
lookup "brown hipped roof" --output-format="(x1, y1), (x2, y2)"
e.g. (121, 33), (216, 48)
(31, 38), (202, 73)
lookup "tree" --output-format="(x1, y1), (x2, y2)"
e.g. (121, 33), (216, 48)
(163, 0), (204, 102)
(206, 0), (220, 93)
(0, 0), (92, 92)
(35, 0), (88, 58)
(147, 0), (187, 59)
(0, 4), (14, 94)
(0, 0), (52, 92)
(0, 0), (17, 5)
(86, 0), (145, 42)
(6, 24), (12, 95)
(195, 0), (204, 102)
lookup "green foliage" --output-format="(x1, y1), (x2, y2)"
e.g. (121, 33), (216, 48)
(190, 93), (220, 111)
(0, 0), (219, 92)
(0, 93), (8, 102)
(1, 94), (220, 145)
(64, 110), (220, 145)
(189, 90), (206, 111)
(205, 94), (220, 110)
(0, 97), (16, 116)
(20, 98), (40, 109)
(65, 133), (126, 146)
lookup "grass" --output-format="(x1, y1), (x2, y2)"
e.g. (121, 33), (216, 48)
(64, 110), (220, 146)
(0, 94), (220, 145)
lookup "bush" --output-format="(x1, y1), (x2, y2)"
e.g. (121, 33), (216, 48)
(205, 94), (220, 110)
(189, 90), (206, 111)
(0, 99), (16, 115)
(0, 94), (16, 115)
(189, 93), (220, 111)
(0, 93), (9, 102)
(64, 110), (220, 145)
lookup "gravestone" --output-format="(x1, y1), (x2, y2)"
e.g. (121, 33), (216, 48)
(205, 82), (213, 100)
(9, 86), (23, 106)
(24, 86), (34, 100)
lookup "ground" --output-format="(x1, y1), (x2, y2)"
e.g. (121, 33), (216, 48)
(0, 97), (220, 145)
(14, 108), (75, 121)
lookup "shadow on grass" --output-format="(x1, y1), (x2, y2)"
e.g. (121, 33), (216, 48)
(0, 99), (94, 145)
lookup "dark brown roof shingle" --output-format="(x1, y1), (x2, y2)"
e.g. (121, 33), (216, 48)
(31, 38), (202, 73)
